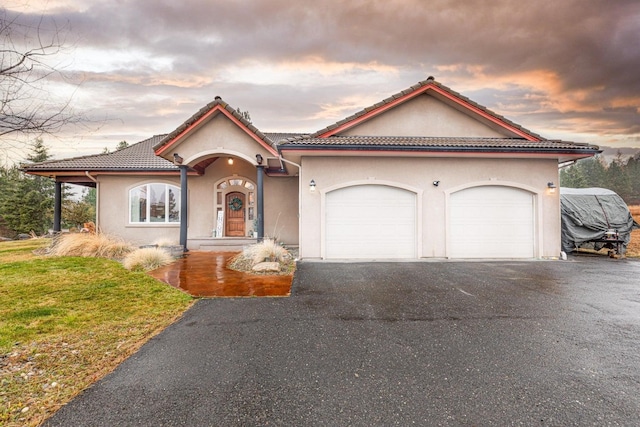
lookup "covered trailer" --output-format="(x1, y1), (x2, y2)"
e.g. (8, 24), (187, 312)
(560, 187), (639, 256)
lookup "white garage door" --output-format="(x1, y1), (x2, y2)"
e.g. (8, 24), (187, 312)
(325, 185), (416, 259)
(450, 186), (535, 258)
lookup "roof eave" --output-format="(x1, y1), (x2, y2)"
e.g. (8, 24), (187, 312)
(279, 145), (602, 163)
(21, 168), (183, 176)
(279, 144), (601, 153)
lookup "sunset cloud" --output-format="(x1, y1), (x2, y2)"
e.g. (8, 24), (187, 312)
(3, 0), (639, 161)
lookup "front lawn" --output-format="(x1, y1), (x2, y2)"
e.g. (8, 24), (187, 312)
(0, 239), (193, 427)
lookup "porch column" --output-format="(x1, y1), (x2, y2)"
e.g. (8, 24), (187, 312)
(53, 180), (62, 233)
(179, 165), (188, 251)
(256, 165), (265, 241)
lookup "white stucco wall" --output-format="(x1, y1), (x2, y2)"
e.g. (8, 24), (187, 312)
(299, 156), (561, 259)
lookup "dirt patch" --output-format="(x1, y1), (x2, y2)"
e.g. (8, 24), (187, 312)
(627, 205), (640, 257)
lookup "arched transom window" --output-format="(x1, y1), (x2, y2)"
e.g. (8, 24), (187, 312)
(129, 183), (181, 224)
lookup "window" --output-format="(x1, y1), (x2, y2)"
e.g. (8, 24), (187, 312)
(130, 183), (180, 224)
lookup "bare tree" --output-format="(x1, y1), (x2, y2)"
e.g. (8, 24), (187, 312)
(1, 8), (80, 155)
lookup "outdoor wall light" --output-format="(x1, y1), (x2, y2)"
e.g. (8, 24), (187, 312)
(310, 179), (316, 192)
(433, 180), (440, 187)
(228, 157), (234, 165)
(547, 182), (557, 193)
(173, 153), (183, 165)
(255, 154), (263, 165)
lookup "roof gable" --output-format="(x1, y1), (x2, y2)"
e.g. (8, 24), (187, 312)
(311, 77), (543, 141)
(154, 97), (278, 157)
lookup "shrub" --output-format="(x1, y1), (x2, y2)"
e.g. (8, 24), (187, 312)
(123, 247), (174, 271)
(49, 233), (134, 258)
(245, 238), (289, 265)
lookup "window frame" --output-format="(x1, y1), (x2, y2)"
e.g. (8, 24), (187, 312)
(129, 183), (181, 225)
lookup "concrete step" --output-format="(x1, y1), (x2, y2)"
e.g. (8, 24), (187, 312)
(188, 237), (257, 251)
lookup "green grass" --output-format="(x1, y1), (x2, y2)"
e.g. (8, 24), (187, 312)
(0, 239), (193, 426)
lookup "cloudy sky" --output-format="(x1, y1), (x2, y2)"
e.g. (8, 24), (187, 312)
(4, 0), (640, 162)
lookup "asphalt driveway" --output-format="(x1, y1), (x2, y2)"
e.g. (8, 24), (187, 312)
(44, 256), (640, 426)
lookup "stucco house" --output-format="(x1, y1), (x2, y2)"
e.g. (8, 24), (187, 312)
(23, 77), (600, 259)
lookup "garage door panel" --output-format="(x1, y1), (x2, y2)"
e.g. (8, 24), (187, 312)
(450, 186), (535, 258)
(326, 185), (416, 259)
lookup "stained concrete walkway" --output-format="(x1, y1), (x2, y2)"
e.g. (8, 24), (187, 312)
(148, 251), (293, 297)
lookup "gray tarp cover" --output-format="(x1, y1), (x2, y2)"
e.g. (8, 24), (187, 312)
(560, 187), (639, 253)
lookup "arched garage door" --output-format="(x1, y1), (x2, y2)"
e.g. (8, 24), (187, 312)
(449, 186), (535, 258)
(325, 185), (416, 259)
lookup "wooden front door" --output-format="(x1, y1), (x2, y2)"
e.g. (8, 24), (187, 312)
(225, 192), (245, 237)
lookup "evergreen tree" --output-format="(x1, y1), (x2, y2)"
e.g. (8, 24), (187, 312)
(626, 154), (640, 204)
(0, 139), (55, 235)
(560, 164), (587, 188)
(606, 153), (632, 201)
(116, 140), (129, 150)
(580, 156), (608, 188)
(62, 187), (96, 228)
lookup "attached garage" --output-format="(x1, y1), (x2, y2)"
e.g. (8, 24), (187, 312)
(325, 185), (417, 259)
(449, 186), (536, 258)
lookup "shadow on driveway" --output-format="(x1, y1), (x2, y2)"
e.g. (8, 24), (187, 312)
(44, 257), (640, 426)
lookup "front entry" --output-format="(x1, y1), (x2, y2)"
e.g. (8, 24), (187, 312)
(225, 192), (245, 237)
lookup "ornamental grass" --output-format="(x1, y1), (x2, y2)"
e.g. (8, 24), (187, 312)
(123, 247), (175, 271)
(49, 233), (133, 259)
(246, 238), (289, 265)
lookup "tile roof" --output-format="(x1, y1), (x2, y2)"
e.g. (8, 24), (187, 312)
(22, 133), (295, 172)
(153, 97), (279, 152)
(21, 135), (177, 172)
(307, 77), (545, 140)
(267, 132), (309, 144)
(279, 136), (600, 153)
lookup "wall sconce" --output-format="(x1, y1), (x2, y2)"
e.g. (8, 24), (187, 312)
(173, 153), (183, 165)
(547, 182), (557, 193)
(432, 180), (440, 187)
(228, 157), (234, 165)
(255, 154), (263, 165)
(309, 179), (316, 192)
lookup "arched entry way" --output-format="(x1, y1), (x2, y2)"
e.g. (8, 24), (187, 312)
(214, 176), (257, 237)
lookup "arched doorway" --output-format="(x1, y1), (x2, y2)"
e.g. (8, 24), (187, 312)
(214, 176), (256, 237)
(225, 192), (246, 236)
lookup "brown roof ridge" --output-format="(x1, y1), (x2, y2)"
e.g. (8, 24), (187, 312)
(308, 77), (545, 140)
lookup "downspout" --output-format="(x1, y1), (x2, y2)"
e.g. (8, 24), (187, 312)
(558, 160), (577, 169)
(278, 157), (301, 171)
(85, 172), (99, 229)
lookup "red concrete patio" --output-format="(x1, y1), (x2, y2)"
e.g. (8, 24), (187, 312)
(148, 251), (293, 297)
